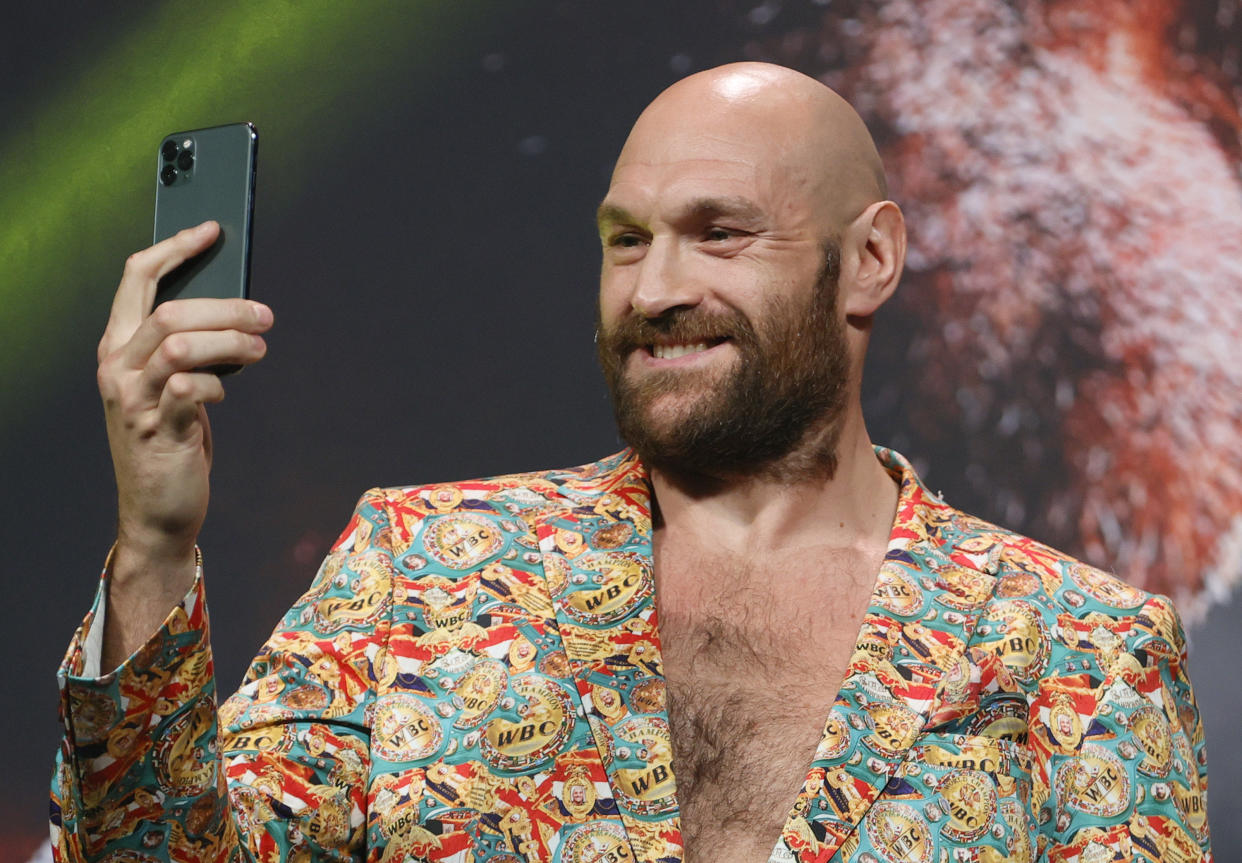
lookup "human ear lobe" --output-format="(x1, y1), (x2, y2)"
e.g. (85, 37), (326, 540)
(842, 201), (906, 318)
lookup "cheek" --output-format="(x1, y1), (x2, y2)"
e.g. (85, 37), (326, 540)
(712, 251), (806, 305)
(597, 271), (633, 327)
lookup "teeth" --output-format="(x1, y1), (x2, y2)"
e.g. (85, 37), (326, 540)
(653, 342), (711, 360)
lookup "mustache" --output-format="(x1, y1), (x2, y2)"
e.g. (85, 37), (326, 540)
(598, 307), (756, 353)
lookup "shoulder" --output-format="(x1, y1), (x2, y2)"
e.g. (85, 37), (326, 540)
(881, 467), (1213, 857)
(343, 450), (645, 564)
(935, 513), (1209, 850)
(878, 445), (1185, 648)
(365, 449), (641, 517)
(944, 505), (1181, 643)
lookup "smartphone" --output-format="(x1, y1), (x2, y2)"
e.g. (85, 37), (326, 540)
(153, 122), (258, 306)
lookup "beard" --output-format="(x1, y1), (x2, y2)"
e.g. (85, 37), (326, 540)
(596, 243), (850, 481)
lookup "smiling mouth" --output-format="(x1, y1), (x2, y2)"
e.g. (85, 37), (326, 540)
(650, 339), (726, 360)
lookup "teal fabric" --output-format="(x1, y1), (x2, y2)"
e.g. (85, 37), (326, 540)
(51, 448), (1211, 861)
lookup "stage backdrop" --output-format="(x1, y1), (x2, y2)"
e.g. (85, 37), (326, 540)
(4, 1), (1239, 858)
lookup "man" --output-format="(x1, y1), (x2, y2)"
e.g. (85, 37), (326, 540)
(53, 63), (1210, 862)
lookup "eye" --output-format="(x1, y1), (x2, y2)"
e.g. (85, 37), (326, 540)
(698, 226), (754, 256)
(603, 231), (648, 261)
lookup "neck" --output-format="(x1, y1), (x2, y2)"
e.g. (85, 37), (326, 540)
(649, 408), (899, 556)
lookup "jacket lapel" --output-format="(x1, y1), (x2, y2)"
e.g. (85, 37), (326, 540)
(774, 449), (1000, 862)
(535, 451), (682, 863)
(529, 448), (1002, 863)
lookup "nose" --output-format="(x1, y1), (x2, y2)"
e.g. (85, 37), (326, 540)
(629, 236), (703, 318)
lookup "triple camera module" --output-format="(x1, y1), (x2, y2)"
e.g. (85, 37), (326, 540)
(159, 137), (194, 186)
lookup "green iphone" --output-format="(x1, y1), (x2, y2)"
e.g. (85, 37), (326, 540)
(153, 122), (258, 306)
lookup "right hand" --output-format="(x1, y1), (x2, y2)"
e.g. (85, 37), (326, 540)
(97, 221), (273, 576)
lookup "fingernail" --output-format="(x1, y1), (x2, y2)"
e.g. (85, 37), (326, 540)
(253, 304), (272, 325)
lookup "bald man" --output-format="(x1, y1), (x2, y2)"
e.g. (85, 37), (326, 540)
(54, 64), (1210, 863)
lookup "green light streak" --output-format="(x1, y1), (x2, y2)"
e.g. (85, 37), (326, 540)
(0, 0), (501, 424)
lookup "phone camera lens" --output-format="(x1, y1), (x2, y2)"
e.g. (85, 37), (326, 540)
(160, 165), (178, 186)
(177, 151), (194, 171)
(161, 140), (178, 161)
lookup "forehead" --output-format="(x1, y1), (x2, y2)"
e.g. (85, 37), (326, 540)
(604, 156), (817, 227)
(606, 157), (754, 208)
(604, 121), (821, 225)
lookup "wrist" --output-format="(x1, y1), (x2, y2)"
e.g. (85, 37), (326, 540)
(109, 533), (198, 591)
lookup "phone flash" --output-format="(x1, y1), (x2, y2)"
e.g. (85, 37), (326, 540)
(182, 139), (193, 149)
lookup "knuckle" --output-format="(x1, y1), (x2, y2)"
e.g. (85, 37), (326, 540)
(96, 363), (119, 399)
(96, 351), (122, 381)
(165, 373), (195, 400)
(117, 388), (146, 418)
(131, 414), (160, 439)
(149, 303), (178, 332)
(123, 249), (154, 278)
(160, 333), (191, 365)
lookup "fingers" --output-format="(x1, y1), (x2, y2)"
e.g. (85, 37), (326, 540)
(159, 372), (226, 433)
(139, 328), (267, 405)
(95, 227), (273, 448)
(102, 222), (221, 355)
(121, 297), (272, 371)
(96, 297), (272, 415)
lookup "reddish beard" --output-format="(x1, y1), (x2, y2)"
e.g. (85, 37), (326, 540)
(596, 244), (850, 481)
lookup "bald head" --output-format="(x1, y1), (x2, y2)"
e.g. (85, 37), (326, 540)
(597, 64), (907, 481)
(614, 62), (887, 234)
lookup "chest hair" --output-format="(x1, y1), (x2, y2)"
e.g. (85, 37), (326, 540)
(656, 548), (879, 862)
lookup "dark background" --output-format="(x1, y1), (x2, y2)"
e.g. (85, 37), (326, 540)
(3, 1), (1238, 858)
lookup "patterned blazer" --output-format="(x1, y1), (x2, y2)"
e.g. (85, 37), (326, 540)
(52, 448), (1211, 862)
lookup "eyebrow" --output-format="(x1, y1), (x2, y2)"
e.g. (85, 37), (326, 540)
(595, 202), (634, 232)
(596, 195), (767, 231)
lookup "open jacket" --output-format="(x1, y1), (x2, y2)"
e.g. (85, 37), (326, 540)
(52, 448), (1211, 862)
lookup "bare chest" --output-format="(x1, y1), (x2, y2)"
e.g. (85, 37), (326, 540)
(655, 550), (880, 862)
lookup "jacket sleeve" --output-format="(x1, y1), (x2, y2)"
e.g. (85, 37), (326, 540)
(51, 489), (396, 862)
(1034, 592), (1213, 862)
(1123, 593), (1213, 859)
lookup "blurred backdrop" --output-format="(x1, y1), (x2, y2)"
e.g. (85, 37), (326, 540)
(4, 0), (1240, 858)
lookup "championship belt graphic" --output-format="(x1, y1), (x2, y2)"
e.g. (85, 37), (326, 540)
(863, 801), (935, 863)
(372, 693), (445, 763)
(1053, 743), (1132, 818)
(423, 512), (505, 570)
(562, 551), (653, 626)
(481, 676), (575, 772)
(605, 714), (677, 817)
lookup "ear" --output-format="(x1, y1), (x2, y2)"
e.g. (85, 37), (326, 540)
(841, 200), (905, 318)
